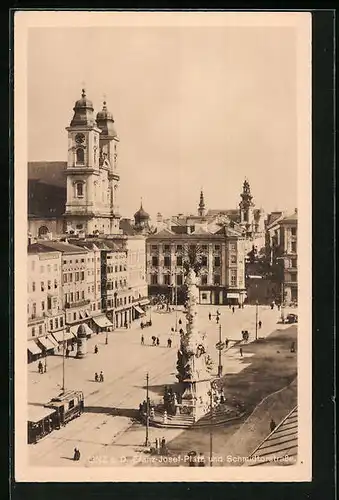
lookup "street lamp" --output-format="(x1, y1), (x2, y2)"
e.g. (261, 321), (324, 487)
(61, 329), (65, 393)
(44, 336), (48, 372)
(255, 300), (259, 341)
(144, 372), (150, 447)
(105, 328), (108, 345)
(208, 381), (217, 467)
(217, 323), (223, 377)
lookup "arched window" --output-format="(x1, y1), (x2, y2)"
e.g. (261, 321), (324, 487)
(38, 226), (49, 237)
(76, 182), (84, 197)
(76, 148), (84, 165)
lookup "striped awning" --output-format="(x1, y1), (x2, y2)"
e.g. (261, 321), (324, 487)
(27, 340), (42, 355)
(37, 336), (56, 350)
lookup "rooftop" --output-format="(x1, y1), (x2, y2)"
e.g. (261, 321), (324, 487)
(35, 241), (89, 254)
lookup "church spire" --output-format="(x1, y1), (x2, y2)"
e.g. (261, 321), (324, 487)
(198, 189), (206, 217)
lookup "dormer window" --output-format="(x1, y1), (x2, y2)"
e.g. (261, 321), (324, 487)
(76, 148), (85, 165)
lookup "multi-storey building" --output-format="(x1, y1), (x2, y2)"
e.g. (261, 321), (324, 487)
(146, 226), (247, 306)
(37, 241), (95, 333)
(27, 244), (64, 361)
(266, 209), (298, 305)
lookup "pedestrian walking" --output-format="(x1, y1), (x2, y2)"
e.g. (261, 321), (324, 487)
(167, 338), (172, 348)
(156, 337), (160, 346)
(198, 453), (206, 467)
(151, 335), (156, 346)
(232, 306), (235, 314)
(141, 334), (144, 345)
(161, 436), (166, 450)
(208, 312), (211, 321)
(225, 338), (229, 349)
(178, 319), (182, 325)
(258, 320), (262, 329)
(38, 360), (43, 374)
(94, 345), (98, 354)
(270, 418), (276, 433)
(99, 371), (104, 382)
(171, 327), (174, 332)
(94, 372), (99, 382)
(73, 448), (80, 461)
(240, 347), (243, 357)
(216, 316), (219, 324)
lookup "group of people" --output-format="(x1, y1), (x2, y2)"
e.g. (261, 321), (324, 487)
(140, 320), (152, 329)
(140, 334), (172, 348)
(94, 371), (104, 382)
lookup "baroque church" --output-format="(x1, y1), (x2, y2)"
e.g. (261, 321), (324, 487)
(28, 90), (145, 240)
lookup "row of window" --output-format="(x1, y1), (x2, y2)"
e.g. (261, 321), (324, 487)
(104, 279), (127, 290)
(31, 325), (45, 337)
(30, 280), (58, 293)
(65, 291), (86, 303)
(63, 272), (85, 283)
(151, 256), (222, 267)
(151, 244), (222, 252)
(63, 257), (99, 265)
(105, 295), (133, 309)
(30, 263), (59, 273)
(104, 265), (127, 273)
(49, 316), (64, 331)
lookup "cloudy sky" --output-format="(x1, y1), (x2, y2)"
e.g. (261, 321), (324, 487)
(28, 22), (299, 220)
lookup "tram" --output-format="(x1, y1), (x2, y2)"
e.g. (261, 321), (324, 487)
(27, 390), (85, 444)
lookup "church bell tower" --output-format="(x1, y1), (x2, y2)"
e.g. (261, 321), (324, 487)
(64, 90), (121, 235)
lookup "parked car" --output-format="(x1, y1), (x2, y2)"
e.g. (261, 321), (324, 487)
(286, 313), (298, 324)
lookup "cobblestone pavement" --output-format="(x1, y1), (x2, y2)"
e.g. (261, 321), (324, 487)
(27, 304), (294, 466)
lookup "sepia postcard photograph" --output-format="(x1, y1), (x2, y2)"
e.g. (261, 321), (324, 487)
(14, 10), (312, 482)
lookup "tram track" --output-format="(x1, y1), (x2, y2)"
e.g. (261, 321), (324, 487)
(29, 345), (177, 462)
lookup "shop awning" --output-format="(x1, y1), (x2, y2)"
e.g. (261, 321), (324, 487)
(139, 299), (150, 306)
(133, 305), (145, 315)
(48, 334), (59, 346)
(37, 336), (56, 350)
(92, 315), (113, 328)
(51, 330), (73, 343)
(28, 404), (56, 423)
(27, 340), (42, 355)
(227, 293), (239, 299)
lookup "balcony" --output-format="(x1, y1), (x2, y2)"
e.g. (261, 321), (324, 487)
(65, 299), (90, 309)
(28, 314), (45, 325)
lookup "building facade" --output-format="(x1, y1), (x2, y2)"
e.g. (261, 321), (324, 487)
(27, 245), (64, 361)
(266, 210), (298, 305)
(146, 227), (247, 305)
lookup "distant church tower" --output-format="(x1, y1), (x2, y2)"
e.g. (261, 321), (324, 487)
(198, 190), (206, 217)
(239, 179), (254, 230)
(64, 90), (120, 235)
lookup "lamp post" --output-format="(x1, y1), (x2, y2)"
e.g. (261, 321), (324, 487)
(145, 372), (150, 447)
(208, 381), (217, 467)
(217, 323), (223, 377)
(281, 281), (285, 323)
(255, 300), (259, 341)
(105, 328), (108, 345)
(44, 336), (48, 372)
(62, 328), (65, 393)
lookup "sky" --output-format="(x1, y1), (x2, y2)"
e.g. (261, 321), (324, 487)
(28, 24), (298, 221)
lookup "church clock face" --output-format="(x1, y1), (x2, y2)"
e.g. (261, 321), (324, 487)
(75, 133), (85, 144)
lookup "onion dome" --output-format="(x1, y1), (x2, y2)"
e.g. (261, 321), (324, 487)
(70, 89), (96, 127)
(134, 201), (150, 223)
(96, 100), (117, 137)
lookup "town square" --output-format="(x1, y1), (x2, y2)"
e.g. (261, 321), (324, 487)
(17, 12), (307, 475)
